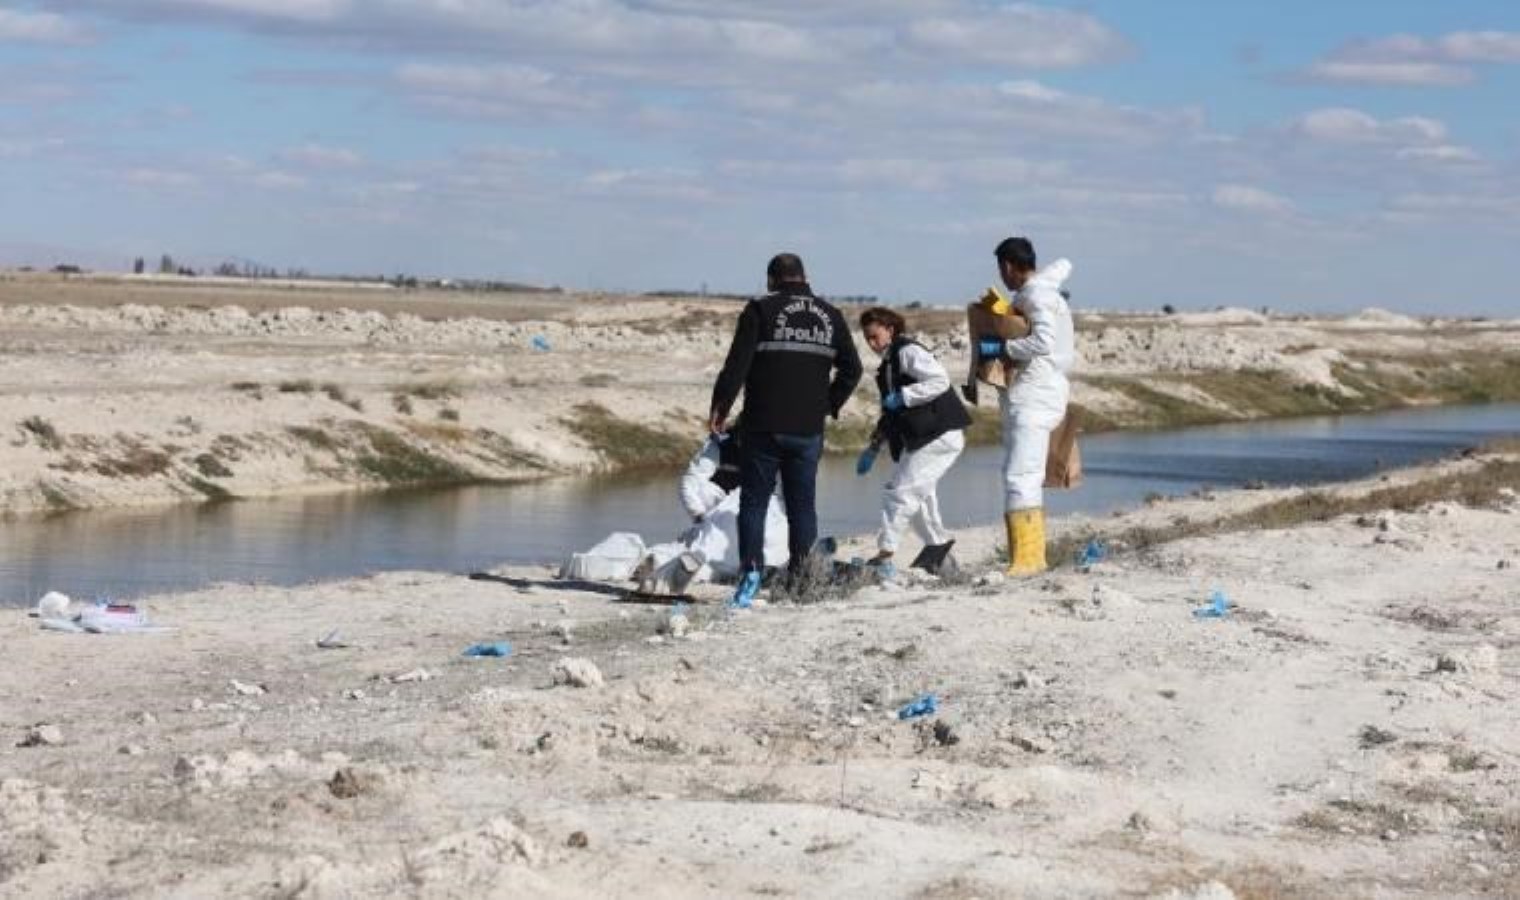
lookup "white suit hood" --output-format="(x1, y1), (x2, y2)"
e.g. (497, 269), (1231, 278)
(1000, 256), (1075, 415)
(1026, 258), (1072, 293)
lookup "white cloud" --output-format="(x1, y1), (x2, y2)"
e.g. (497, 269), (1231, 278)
(580, 168), (716, 203)
(1385, 192), (1520, 222)
(1211, 184), (1293, 216)
(396, 62), (601, 118)
(0, 9), (91, 44)
(1395, 144), (1480, 164)
(1435, 30), (1520, 63)
(1302, 61), (1471, 87)
(717, 155), (1064, 194)
(1302, 29), (1520, 86)
(1294, 108), (1447, 145)
(124, 167), (199, 189)
(900, 3), (1129, 68)
(252, 170), (307, 189)
(278, 143), (363, 169)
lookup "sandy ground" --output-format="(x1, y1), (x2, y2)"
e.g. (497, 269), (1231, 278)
(3, 451), (1517, 899)
(3, 271), (1518, 517)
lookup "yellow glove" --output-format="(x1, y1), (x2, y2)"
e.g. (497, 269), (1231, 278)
(980, 286), (1011, 316)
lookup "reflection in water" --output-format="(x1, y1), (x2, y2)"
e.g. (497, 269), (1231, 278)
(2, 403), (1516, 605)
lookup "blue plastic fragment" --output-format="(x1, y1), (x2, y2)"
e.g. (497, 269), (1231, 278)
(1074, 539), (1107, 572)
(898, 693), (938, 720)
(1192, 589), (1231, 619)
(531, 335), (551, 352)
(463, 641), (513, 657)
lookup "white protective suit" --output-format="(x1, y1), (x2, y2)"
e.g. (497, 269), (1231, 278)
(997, 258), (1075, 511)
(672, 435), (789, 577)
(878, 344), (965, 553)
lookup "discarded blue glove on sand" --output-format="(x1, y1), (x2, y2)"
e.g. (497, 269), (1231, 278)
(463, 641), (513, 657)
(1193, 589), (1230, 619)
(1074, 539), (1107, 572)
(898, 693), (938, 720)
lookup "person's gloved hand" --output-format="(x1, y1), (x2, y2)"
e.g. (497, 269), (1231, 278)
(881, 391), (904, 412)
(855, 445), (879, 476)
(977, 336), (1005, 360)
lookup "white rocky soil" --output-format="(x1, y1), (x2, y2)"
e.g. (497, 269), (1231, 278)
(2, 453), (1517, 898)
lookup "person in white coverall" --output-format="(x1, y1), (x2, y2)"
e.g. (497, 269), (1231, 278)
(975, 236), (1075, 575)
(856, 307), (972, 575)
(675, 424), (789, 578)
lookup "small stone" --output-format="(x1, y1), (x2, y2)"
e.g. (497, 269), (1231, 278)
(1358, 725), (1398, 749)
(328, 768), (368, 799)
(343, 689), (367, 701)
(1126, 811), (1153, 834)
(134, 711), (157, 725)
(1435, 645), (1499, 676)
(567, 831), (589, 849)
(18, 724), (64, 747)
(1498, 560), (1511, 570)
(552, 657), (604, 689)
(1005, 730), (1050, 755)
(117, 744), (145, 756)
(189, 698), (206, 711)
(668, 614), (690, 639)
(230, 679), (267, 697)
(1382, 829), (1400, 841)
(389, 668), (432, 684)
(932, 721), (959, 747)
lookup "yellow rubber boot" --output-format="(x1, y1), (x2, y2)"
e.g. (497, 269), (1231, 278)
(1005, 508), (1048, 576)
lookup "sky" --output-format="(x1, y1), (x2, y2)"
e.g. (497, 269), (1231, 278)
(1, 1), (1518, 314)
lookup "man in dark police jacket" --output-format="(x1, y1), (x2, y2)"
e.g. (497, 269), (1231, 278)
(709, 253), (863, 607)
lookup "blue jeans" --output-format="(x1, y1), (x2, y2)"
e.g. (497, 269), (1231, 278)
(738, 431), (824, 574)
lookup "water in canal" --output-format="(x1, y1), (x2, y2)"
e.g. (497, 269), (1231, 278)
(2, 402), (1516, 605)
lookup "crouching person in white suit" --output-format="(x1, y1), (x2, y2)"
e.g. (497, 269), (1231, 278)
(672, 420), (789, 579)
(856, 307), (971, 578)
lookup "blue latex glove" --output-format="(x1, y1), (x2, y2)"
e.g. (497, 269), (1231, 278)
(897, 693), (938, 720)
(855, 445), (879, 476)
(882, 391), (904, 412)
(977, 337), (1005, 360)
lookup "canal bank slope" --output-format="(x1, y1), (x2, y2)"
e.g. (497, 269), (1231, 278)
(3, 272), (1518, 515)
(2, 447), (1517, 897)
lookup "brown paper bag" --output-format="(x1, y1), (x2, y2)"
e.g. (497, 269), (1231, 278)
(1044, 410), (1082, 489)
(965, 299), (1030, 389)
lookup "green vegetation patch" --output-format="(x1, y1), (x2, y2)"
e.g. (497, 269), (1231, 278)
(472, 429), (552, 472)
(91, 443), (174, 477)
(564, 402), (689, 470)
(395, 380), (461, 401)
(19, 415), (63, 451)
(193, 452), (233, 478)
(183, 475), (234, 501)
(347, 423), (475, 485)
(287, 425), (341, 451)
(37, 480), (81, 512)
